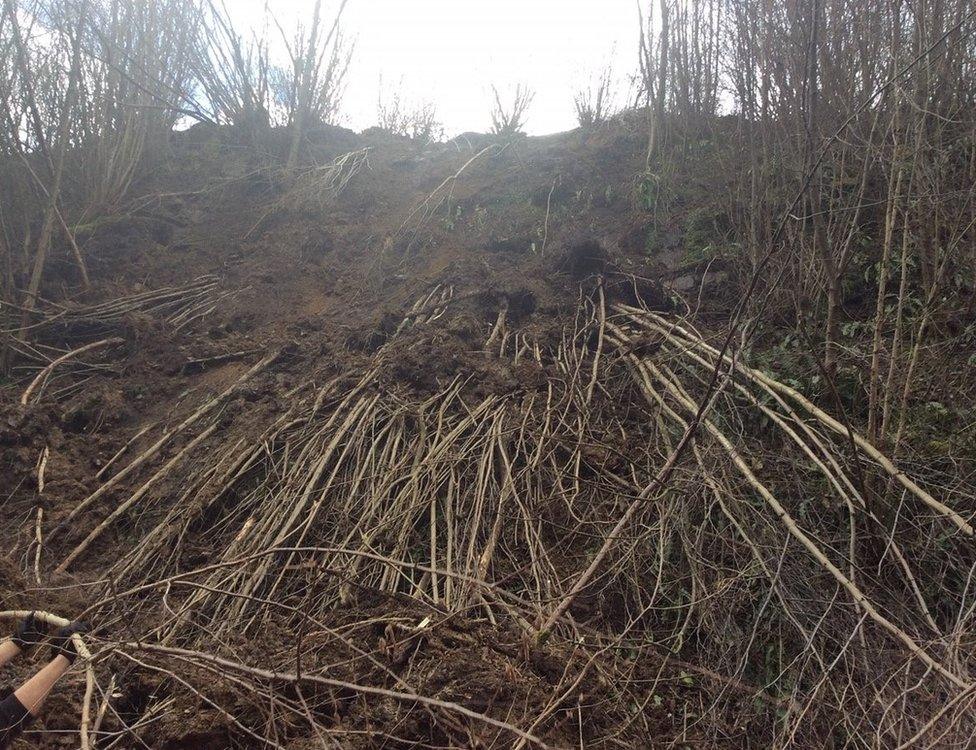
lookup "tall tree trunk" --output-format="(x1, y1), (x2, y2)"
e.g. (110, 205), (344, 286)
(646, 0), (670, 168)
(821, 243), (841, 379)
(14, 0), (88, 350)
(867, 163), (903, 444)
(286, 0), (323, 169)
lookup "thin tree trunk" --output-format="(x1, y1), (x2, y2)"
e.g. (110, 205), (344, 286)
(14, 0), (89, 347)
(821, 246), (840, 379)
(286, 0), (323, 169)
(867, 163), (903, 443)
(2, 0), (52, 167)
(646, 0), (670, 168)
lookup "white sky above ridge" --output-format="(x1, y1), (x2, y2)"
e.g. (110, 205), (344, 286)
(247, 0), (641, 136)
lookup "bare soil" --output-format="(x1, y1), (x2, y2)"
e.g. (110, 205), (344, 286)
(0, 121), (750, 749)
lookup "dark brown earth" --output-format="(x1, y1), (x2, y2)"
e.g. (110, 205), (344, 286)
(0, 120), (749, 749)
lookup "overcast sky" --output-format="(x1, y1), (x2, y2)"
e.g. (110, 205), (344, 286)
(278, 0), (641, 136)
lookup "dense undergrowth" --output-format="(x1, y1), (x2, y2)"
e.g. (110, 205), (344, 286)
(2, 0), (976, 748)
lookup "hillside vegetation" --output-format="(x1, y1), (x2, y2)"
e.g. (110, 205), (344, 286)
(1, 0), (975, 748)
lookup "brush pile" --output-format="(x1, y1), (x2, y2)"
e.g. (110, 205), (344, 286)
(21, 285), (973, 748)
(2, 0), (975, 744)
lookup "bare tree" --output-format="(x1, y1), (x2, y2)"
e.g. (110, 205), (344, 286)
(190, 0), (351, 163)
(638, 0), (669, 165)
(573, 64), (616, 127)
(489, 83), (534, 136)
(377, 80), (444, 144)
(8, 0), (90, 346)
(283, 0), (352, 167)
(0, 0), (342, 365)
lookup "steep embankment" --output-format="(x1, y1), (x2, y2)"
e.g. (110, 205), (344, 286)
(2, 123), (719, 748)
(2, 122), (971, 748)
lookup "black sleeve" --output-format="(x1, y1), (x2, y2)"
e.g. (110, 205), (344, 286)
(0, 693), (31, 749)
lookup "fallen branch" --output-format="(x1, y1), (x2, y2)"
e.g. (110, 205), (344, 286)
(118, 641), (549, 747)
(20, 337), (124, 405)
(608, 322), (972, 691)
(57, 422), (219, 573)
(49, 350), (278, 541)
(620, 305), (976, 538)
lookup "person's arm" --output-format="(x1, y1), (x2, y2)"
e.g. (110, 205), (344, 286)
(15, 621), (88, 717)
(11, 655), (72, 715)
(0, 656), (72, 747)
(0, 613), (47, 668)
(0, 642), (20, 668)
(0, 614), (53, 747)
(0, 691), (33, 748)
(0, 620), (87, 749)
